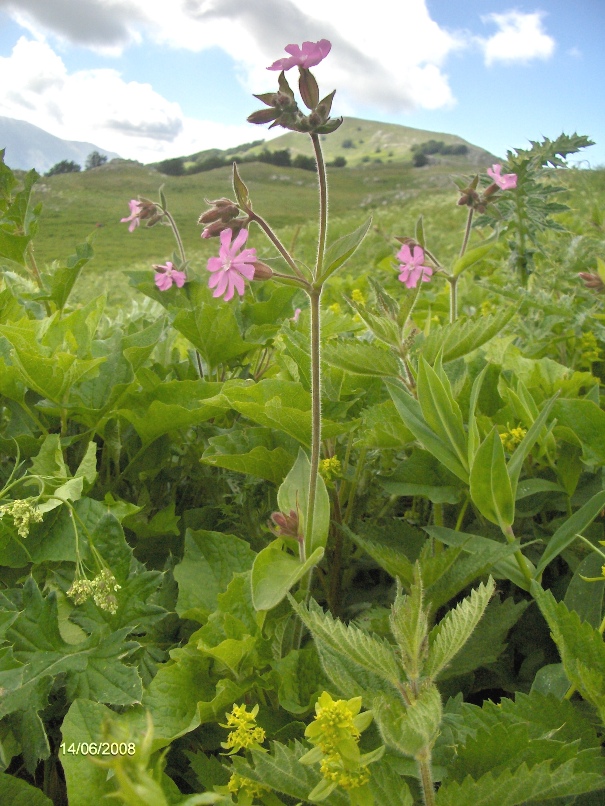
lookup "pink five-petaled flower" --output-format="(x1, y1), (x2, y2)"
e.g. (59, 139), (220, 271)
(267, 39), (331, 71)
(397, 244), (433, 289)
(121, 199), (144, 232)
(153, 262), (186, 291)
(487, 164), (517, 190)
(206, 228), (257, 302)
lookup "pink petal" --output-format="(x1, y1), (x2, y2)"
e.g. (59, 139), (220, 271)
(396, 243), (413, 264)
(155, 273), (172, 291)
(411, 246), (425, 266)
(219, 227), (233, 254)
(230, 272), (245, 297)
(231, 228), (249, 253)
(207, 257), (223, 273)
(233, 260), (256, 281)
(173, 271), (187, 288)
(213, 272), (229, 298)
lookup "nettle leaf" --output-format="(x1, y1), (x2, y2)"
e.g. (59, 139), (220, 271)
(435, 760), (604, 806)
(173, 529), (255, 622)
(290, 596), (401, 698)
(231, 740), (349, 805)
(425, 578), (495, 681)
(321, 340), (402, 377)
(0, 773), (53, 806)
(417, 307), (516, 365)
(531, 583), (605, 721)
(437, 595), (528, 680)
(373, 686), (442, 758)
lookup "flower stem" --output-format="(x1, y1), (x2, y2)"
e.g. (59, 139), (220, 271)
(164, 211), (187, 264)
(448, 276), (458, 323)
(306, 287), (322, 555)
(417, 748), (437, 806)
(502, 524), (533, 585)
(249, 212), (307, 281)
(459, 207), (474, 258)
(311, 133), (327, 283)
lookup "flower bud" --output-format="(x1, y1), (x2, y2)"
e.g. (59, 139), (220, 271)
(201, 217), (249, 239)
(198, 198), (240, 224)
(270, 509), (301, 541)
(579, 272), (605, 292)
(252, 261), (274, 280)
(298, 67), (320, 110)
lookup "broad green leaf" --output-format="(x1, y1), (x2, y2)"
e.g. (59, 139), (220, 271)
(361, 400), (415, 449)
(418, 307), (516, 365)
(290, 596), (401, 692)
(531, 664), (571, 699)
(278, 448), (330, 554)
(425, 578), (495, 680)
(379, 448), (463, 503)
(0, 773), (53, 805)
(272, 646), (327, 714)
(251, 540), (324, 610)
(61, 699), (118, 806)
(564, 552), (605, 627)
(385, 379), (468, 483)
(435, 760), (605, 806)
(369, 757), (414, 806)
(469, 428), (514, 528)
(515, 478), (564, 499)
(173, 300), (251, 369)
(417, 358), (468, 470)
(320, 217), (372, 281)
(40, 240), (94, 310)
(345, 521), (423, 586)
(535, 489), (605, 576)
(173, 529), (255, 622)
(321, 341), (402, 377)
(551, 399), (605, 465)
(373, 686), (442, 758)
(202, 428), (295, 484)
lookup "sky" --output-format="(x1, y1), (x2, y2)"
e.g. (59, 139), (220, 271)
(0, 0), (603, 167)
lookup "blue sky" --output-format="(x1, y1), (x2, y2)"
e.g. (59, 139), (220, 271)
(0, 0), (602, 167)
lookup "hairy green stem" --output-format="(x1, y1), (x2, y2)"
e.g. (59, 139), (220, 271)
(459, 207), (474, 258)
(448, 276), (458, 323)
(164, 210), (187, 264)
(311, 133), (328, 283)
(249, 212), (307, 281)
(417, 749), (437, 806)
(503, 524), (533, 585)
(306, 287), (322, 555)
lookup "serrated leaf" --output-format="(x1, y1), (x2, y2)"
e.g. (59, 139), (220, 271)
(322, 340), (402, 377)
(290, 596), (401, 694)
(373, 686), (442, 758)
(390, 572), (428, 679)
(435, 760), (605, 806)
(417, 307), (516, 364)
(425, 578), (495, 680)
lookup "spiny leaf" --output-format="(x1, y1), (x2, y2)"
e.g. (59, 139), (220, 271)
(425, 578), (495, 680)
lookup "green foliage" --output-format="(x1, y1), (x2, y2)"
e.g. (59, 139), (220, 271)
(46, 160), (81, 176)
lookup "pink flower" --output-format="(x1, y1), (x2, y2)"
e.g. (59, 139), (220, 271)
(396, 244), (433, 289)
(487, 164), (517, 190)
(121, 199), (144, 232)
(153, 261), (186, 291)
(206, 228), (257, 301)
(267, 39), (331, 71)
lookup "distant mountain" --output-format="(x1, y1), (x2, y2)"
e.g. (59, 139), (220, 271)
(179, 117), (497, 171)
(0, 117), (120, 173)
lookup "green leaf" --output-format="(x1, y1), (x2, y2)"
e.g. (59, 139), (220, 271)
(290, 596), (401, 694)
(435, 760), (605, 806)
(507, 394), (559, 496)
(531, 583), (605, 721)
(469, 428), (514, 529)
(231, 740), (349, 805)
(373, 685), (442, 758)
(278, 448), (330, 554)
(0, 773), (53, 805)
(320, 218), (372, 281)
(565, 552), (605, 628)
(172, 295), (251, 369)
(272, 646), (327, 714)
(417, 358), (468, 471)
(232, 162), (251, 211)
(535, 490), (605, 576)
(321, 341), (402, 377)
(418, 307), (516, 365)
(41, 240), (94, 310)
(389, 572), (428, 679)
(345, 520), (423, 586)
(551, 399), (605, 465)
(251, 540), (324, 611)
(385, 379), (468, 483)
(425, 578), (495, 680)
(379, 449), (463, 503)
(452, 239), (496, 276)
(173, 529), (255, 622)
(61, 700), (118, 806)
(370, 757), (414, 806)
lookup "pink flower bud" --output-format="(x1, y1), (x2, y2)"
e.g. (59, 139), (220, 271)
(252, 261), (274, 280)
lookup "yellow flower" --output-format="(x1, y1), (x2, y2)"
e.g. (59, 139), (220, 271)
(328, 302), (342, 314)
(227, 773), (268, 798)
(351, 288), (366, 305)
(319, 457), (342, 481)
(220, 704), (265, 755)
(305, 692), (362, 753)
(499, 426), (527, 453)
(320, 755), (370, 790)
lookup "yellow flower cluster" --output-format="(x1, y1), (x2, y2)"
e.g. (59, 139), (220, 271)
(227, 772), (268, 799)
(579, 331), (601, 365)
(221, 704), (265, 755)
(67, 568), (121, 614)
(351, 288), (366, 305)
(320, 755), (370, 790)
(328, 302), (342, 314)
(499, 426), (527, 453)
(0, 498), (43, 538)
(319, 456), (342, 482)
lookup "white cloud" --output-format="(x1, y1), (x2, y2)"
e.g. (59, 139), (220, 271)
(1, 0), (465, 113)
(481, 11), (555, 66)
(0, 37), (263, 161)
